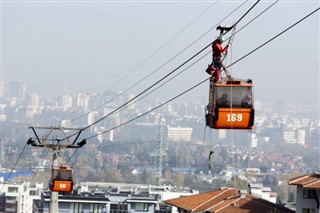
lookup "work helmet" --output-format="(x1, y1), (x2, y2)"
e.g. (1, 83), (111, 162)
(218, 35), (225, 43)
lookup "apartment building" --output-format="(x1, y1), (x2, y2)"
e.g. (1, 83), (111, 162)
(36, 182), (198, 213)
(289, 173), (320, 213)
(0, 179), (43, 213)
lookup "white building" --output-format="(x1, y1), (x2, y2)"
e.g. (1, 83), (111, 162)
(9, 81), (27, 100)
(27, 93), (40, 108)
(218, 129), (227, 140)
(289, 173), (320, 213)
(38, 182), (199, 213)
(248, 183), (278, 204)
(167, 126), (193, 141)
(61, 95), (73, 111)
(76, 93), (90, 111)
(283, 130), (297, 144)
(250, 133), (258, 148)
(0, 180), (43, 213)
(297, 129), (306, 145)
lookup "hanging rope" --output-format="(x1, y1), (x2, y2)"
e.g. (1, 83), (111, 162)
(220, 25), (237, 78)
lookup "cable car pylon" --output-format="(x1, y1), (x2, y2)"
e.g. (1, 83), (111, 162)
(27, 126), (86, 213)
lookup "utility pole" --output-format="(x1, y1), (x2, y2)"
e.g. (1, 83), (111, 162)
(27, 126), (86, 213)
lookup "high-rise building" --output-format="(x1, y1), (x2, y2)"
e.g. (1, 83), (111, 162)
(127, 94), (136, 109)
(76, 93), (90, 111)
(61, 95), (73, 110)
(297, 129), (306, 145)
(251, 133), (258, 148)
(0, 181), (43, 213)
(9, 81), (27, 100)
(27, 93), (40, 108)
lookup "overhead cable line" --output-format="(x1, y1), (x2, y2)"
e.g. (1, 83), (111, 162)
(228, 6), (320, 68)
(3, 0), (256, 188)
(26, 2), (319, 180)
(68, 0), (248, 124)
(91, 0), (279, 119)
(37, 0), (258, 146)
(102, 51), (209, 120)
(69, 0), (257, 133)
(25, 2), (319, 184)
(68, 1), (220, 123)
(65, 139), (156, 164)
(55, 0), (258, 145)
(231, 0), (279, 37)
(0, 143), (28, 192)
(231, 0), (260, 32)
(106, 1), (219, 91)
(85, 78), (209, 140)
(83, 5), (320, 141)
(29, 0), (259, 147)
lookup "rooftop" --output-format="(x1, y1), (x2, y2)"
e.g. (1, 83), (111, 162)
(164, 187), (294, 213)
(289, 173), (320, 189)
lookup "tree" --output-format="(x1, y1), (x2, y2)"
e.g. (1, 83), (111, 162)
(227, 175), (248, 190)
(288, 191), (295, 203)
(175, 172), (185, 186)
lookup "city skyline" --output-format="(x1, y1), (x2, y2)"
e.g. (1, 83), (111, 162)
(2, 79), (319, 112)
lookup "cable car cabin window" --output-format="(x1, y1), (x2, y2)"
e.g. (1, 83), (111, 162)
(214, 85), (253, 108)
(52, 168), (72, 181)
(206, 79), (254, 130)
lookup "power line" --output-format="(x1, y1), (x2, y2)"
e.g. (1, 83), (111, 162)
(1, 0), (259, 189)
(12, 2), (318, 187)
(231, 0), (279, 37)
(84, 50), (209, 124)
(68, 1), (249, 124)
(83, 5), (320, 141)
(65, 139), (156, 164)
(85, 77), (210, 140)
(28, 1), (261, 148)
(89, 0), (279, 120)
(0, 143), (28, 192)
(67, 1), (220, 124)
(106, 1), (219, 91)
(228, 6), (320, 68)
(69, 0), (256, 133)
(55, 0), (259, 145)
(27, 0), (277, 169)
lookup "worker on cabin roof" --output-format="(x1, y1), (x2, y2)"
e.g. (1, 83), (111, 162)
(206, 25), (234, 82)
(206, 26), (231, 82)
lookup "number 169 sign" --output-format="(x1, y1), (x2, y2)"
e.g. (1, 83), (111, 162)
(227, 113), (243, 122)
(214, 109), (253, 129)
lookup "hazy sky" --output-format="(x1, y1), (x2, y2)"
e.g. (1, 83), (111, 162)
(1, 0), (319, 106)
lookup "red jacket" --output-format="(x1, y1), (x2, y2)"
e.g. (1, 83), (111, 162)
(212, 41), (229, 60)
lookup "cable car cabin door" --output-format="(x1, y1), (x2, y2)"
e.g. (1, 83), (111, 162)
(51, 167), (73, 193)
(206, 79), (254, 130)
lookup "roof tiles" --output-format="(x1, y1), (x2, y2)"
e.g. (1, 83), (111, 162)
(164, 188), (294, 213)
(289, 173), (320, 189)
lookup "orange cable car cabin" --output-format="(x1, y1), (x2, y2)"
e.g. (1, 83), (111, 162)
(205, 77), (255, 130)
(50, 166), (73, 193)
